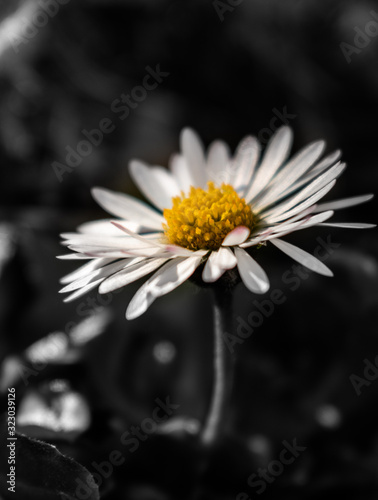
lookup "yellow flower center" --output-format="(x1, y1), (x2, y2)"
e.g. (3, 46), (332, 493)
(163, 182), (256, 251)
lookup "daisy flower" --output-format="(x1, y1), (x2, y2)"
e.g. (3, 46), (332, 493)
(58, 126), (375, 320)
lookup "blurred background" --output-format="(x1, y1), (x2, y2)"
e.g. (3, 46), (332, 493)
(0, 0), (378, 498)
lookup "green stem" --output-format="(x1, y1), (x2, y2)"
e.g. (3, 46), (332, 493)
(201, 288), (234, 446)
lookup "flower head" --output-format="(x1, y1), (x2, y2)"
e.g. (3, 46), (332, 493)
(58, 127), (375, 320)
(163, 182), (257, 251)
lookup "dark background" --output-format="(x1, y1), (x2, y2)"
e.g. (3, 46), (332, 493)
(0, 0), (378, 499)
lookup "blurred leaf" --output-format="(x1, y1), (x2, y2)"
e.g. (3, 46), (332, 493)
(16, 380), (91, 441)
(0, 310), (112, 392)
(0, 416), (99, 500)
(156, 416), (200, 437)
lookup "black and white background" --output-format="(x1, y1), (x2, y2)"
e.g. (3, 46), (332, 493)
(0, 0), (378, 499)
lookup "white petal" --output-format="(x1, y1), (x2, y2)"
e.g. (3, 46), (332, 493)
(169, 154), (194, 194)
(318, 222), (376, 229)
(110, 221), (207, 257)
(307, 149), (342, 173)
(248, 206), (315, 237)
(314, 194), (374, 212)
(232, 136), (260, 193)
(142, 255), (202, 298)
(99, 258), (169, 294)
(202, 253), (224, 283)
(238, 236), (269, 248)
(60, 257), (114, 284)
(255, 140), (326, 207)
(202, 247), (237, 283)
(270, 238), (333, 276)
(255, 211), (335, 243)
(109, 222), (164, 246)
(288, 210), (334, 230)
(259, 162), (345, 217)
(263, 180), (337, 224)
(222, 226), (251, 246)
(279, 149), (342, 197)
(239, 214), (327, 249)
(67, 246), (131, 258)
(91, 187), (165, 229)
(61, 233), (85, 241)
(63, 278), (104, 303)
(57, 254), (94, 260)
(60, 259), (142, 293)
(180, 128), (207, 188)
(267, 205), (316, 225)
(292, 161), (345, 204)
(245, 126), (293, 202)
(67, 245), (164, 259)
(129, 160), (180, 210)
(216, 246), (238, 269)
(234, 247), (270, 294)
(244, 213), (332, 249)
(63, 234), (161, 250)
(126, 255), (203, 320)
(123, 249), (183, 258)
(252, 211), (334, 244)
(206, 140), (231, 184)
(77, 219), (141, 236)
(164, 245), (207, 257)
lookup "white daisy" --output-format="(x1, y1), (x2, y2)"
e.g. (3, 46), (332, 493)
(58, 126), (375, 320)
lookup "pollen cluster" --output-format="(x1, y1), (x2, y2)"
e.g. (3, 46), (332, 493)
(163, 182), (256, 251)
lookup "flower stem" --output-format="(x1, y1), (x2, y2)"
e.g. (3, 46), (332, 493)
(201, 287), (234, 446)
